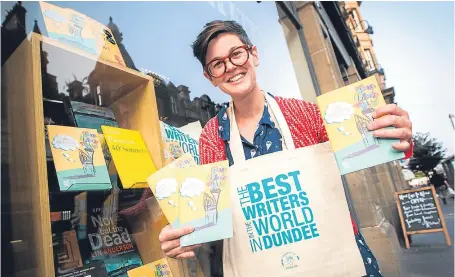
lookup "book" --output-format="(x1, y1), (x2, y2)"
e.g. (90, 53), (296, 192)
(101, 126), (157, 189)
(68, 101), (119, 133)
(316, 76), (405, 174)
(47, 126), (112, 191)
(148, 160), (232, 247)
(72, 192), (143, 277)
(99, 134), (120, 189)
(127, 258), (173, 277)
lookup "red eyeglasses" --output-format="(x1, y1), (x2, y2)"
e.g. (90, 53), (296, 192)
(204, 45), (252, 78)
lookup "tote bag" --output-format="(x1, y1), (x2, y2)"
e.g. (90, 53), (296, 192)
(223, 94), (365, 277)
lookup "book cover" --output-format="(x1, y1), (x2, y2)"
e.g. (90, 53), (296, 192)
(149, 160), (232, 246)
(80, 195), (143, 276)
(47, 126), (112, 191)
(316, 76), (405, 174)
(101, 126), (157, 189)
(147, 154), (197, 227)
(127, 258), (173, 277)
(69, 101), (119, 133)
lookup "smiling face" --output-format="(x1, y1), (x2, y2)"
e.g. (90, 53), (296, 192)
(203, 33), (259, 99)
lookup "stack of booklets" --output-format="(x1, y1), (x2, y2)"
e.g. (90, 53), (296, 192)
(316, 76), (405, 175)
(148, 156), (233, 246)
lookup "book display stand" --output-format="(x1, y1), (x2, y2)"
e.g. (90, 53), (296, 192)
(2, 33), (203, 277)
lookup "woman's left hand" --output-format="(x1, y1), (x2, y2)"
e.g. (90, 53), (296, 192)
(367, 104), (413, 152)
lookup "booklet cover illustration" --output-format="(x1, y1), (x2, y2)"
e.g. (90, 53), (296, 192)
(101, 126), (157, 189)
(148, 160), (232, 246)
(316, 76), (405, 174)
(47, 125), (112, 191)
(127, 258), (173, 277)
(147, 154), (197, 227)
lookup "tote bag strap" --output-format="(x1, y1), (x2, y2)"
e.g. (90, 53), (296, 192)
(228, 92), (295, 164)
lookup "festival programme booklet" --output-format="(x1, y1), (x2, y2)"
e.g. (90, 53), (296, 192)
(101, 126), (157, 189)
(47, 126), (112, 191)
(316, 76), (405, 174)
(147, 154), (197, 227)
(127, 258), (174, 277)
(148, 159), (232, 246)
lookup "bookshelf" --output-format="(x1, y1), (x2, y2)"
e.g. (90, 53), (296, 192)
(1, 33), (182, 277)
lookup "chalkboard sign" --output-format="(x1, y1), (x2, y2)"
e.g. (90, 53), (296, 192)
(395, 186), (451, 248)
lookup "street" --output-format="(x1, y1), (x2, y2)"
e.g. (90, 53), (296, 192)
(401, 197), (454, 277)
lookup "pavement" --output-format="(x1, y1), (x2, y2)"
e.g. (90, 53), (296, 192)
(401, 197), (454, 277)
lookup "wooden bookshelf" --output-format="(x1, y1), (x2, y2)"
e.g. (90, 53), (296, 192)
(1, 33), (177, 277)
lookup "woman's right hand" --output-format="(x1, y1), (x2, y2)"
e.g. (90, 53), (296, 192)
(159, 224), (201, 259)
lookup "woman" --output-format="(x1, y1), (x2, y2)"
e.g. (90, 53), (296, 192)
(158, 20), (413, 276)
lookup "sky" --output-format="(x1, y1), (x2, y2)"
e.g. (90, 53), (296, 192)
(2, 1), (454, 156)
(360, 1), (455, 156)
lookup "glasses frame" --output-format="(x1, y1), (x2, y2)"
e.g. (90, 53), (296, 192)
(204, 44), (253, 78)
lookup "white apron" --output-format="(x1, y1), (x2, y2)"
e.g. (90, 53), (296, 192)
(222, 94), (365, 277)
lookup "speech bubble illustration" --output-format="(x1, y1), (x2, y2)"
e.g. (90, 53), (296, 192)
(52, 135), (79, 151)
(155, 178), (178, 200)
(180, 178), (205, 198)
(324, 102), (353, 124)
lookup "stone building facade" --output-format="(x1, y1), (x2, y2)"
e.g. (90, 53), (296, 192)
(277, 2), (410, 276)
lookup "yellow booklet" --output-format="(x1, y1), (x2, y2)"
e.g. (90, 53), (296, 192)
(316, 76), (405, 174)
(47, 126), (111, 191)
(148, 160), (232, 247)
(127, 258), (173, 277)
(101, 126), (157, 189)
(147, 154), (197, 227)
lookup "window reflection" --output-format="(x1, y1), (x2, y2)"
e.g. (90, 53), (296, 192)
(1, 1), (302, 276)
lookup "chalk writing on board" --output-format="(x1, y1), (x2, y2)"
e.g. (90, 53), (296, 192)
(398, 190), (442, 232)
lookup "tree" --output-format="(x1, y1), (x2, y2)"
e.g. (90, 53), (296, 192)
(408, 132), (447, 172)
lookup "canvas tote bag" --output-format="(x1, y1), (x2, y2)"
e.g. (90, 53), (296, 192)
(222, 93), (366, 277)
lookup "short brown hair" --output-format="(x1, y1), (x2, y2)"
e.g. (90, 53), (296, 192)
(192, 20), (252, 67)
